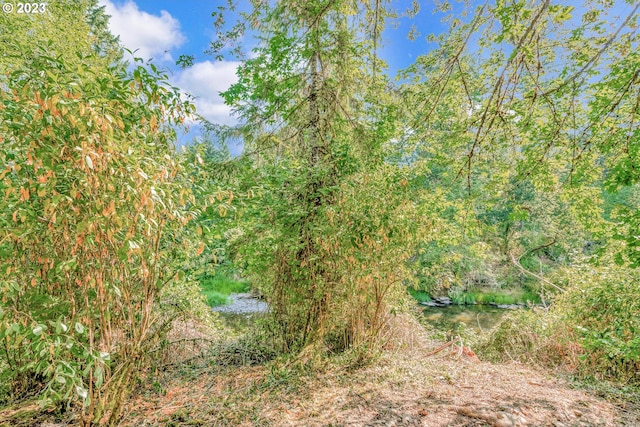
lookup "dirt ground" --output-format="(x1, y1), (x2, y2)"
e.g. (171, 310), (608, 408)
(3, 315), (638, 426)
(117, 315), (638, 427)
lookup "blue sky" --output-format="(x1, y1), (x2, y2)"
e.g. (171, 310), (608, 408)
(98, 0), (636, 151)
(98, 0), (454, 141)
(106, 1), (451, 70)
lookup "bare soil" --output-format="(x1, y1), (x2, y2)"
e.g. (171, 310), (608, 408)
(2, 315), (638, 426)
(118, 315), (638, 427)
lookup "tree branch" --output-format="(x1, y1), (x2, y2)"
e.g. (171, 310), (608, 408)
(509, 251), (565, 293)
(542, 2), (640, 97)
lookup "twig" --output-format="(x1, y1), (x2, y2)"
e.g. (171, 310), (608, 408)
(542, 2), (640, 97)
(148, 337), (215, 354)
(509, 251), (565, 292)
(425, 339), (455, 357)
(456, 406), (500, 425)
(517, 236), (557, 262)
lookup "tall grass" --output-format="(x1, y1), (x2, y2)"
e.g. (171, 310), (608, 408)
(478, 266), (640, 389)
(407, 288), (431, 303)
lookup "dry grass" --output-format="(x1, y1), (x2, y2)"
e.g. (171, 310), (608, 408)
(119, 314), (636, 427)
(1, 314), (636, 426)
(157, 319), (223, 367)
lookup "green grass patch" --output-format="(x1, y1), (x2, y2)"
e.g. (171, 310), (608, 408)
(203, 290), (229, 307)
(407, 288), (431, 303)
(451, 290), (541, 305)
(521, 291), (542, 304)
(450, 291), (477, 305)
(198, 270), (250, 307)
(408, 287), (541, 306)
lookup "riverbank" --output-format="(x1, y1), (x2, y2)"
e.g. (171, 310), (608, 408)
(2, 314), (637, 426)
(118, 315), (640, 426)
(409, 289), (542, 308)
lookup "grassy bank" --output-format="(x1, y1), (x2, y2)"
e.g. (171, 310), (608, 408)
(199, 268), (250, 306)
(2, 315), (637, 426)
(408, 288), (541, 305)
(112, 314), (634, 426)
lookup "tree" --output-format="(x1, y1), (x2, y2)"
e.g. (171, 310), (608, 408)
(216, 0), (424, 355)
(401, 0), (639, 268)
(0, 0), (122, 71)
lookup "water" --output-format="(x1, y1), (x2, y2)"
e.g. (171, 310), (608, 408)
(422, 304), (509, 333)
(212, 293), (268, 314)
(212, 293), (268, 332)
(211, 294), (511, 335)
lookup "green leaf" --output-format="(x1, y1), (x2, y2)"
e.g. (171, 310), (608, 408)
(94, 366), (104, 388)
(75, 322), (85, 334)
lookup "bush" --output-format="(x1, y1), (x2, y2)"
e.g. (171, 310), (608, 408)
(476, 308), (559, 365)
(0, 51), (198, 424)
(478, 265), (640, 386)
(553, 266), (640, 384)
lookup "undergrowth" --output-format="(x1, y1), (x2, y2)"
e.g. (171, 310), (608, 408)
(477, 265), (640, 392)
(407, 288), (431, 303)
(570, 376), (640, 407)
(469, 290), (541, 305)
(409, 287), (541, 305)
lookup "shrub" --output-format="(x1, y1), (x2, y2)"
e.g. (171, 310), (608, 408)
(476, 308), (558, 365)
(479, 265), (640, 386)
(0, 51), (198, 424)
(553, 266), (640, 384)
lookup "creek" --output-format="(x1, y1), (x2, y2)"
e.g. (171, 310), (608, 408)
(212, 293), (268, 332)
(421, 304), (511, 333)
(213, 293), (514, 335)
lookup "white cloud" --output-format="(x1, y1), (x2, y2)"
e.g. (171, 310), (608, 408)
(174, 60), (241, 125)
(100, 0), (185, 61)
(100, 1), (239, 125)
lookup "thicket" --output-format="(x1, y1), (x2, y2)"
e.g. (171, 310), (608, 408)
(0, 35), (205, 427)
(210, 0), (430, 357)
(1, 0), (639, 424)
(478, 265), (639, 385)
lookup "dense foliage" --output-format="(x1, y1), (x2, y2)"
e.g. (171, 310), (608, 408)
(210, 0), (429, 356)
(479, 265), (639, 385)
(0, 0), (639, 423)
(205, 0), (639, 382)
(0, 2), (203, 424)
